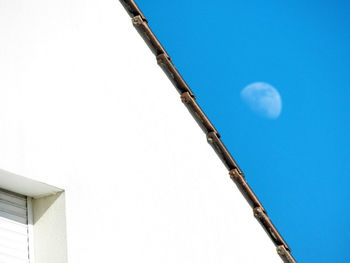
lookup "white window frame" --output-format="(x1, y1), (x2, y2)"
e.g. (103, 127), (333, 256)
(0, 169), (67, 263)
(27, 197), (35, 263)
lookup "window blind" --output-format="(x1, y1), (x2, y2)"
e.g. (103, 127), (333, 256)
(0, 189), (30, 263)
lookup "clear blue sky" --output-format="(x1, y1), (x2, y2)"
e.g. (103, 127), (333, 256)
(137, 0), (350, 262)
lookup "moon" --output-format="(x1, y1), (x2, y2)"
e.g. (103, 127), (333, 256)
(240, 82), (282, 119)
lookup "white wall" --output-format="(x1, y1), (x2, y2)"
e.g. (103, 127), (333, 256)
(0, 0), (282, 262)
(32, 192), (67, 263)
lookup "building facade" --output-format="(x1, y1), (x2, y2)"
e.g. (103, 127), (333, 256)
(0, 0), (291, 262)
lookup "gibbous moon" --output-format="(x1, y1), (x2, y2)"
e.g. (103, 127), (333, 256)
(241, 82), (282, 119)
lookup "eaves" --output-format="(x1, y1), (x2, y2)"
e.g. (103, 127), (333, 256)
(119, 1), (296, 262)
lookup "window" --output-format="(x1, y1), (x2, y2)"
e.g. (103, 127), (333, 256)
(0, 188), (33, 263)
(0, 169), (68, 263)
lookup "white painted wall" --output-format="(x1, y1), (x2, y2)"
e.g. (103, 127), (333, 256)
(0, 0), (282, 262)
(32, 192), (67, 263)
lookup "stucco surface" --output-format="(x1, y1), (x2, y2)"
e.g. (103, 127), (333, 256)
(0, 1), (281, 262)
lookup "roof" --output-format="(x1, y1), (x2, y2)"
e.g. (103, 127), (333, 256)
(119, 1), (296, 262)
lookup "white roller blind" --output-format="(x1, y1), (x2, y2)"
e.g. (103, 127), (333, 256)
(0, 189), (30, 263)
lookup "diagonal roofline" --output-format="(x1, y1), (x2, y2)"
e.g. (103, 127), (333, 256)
(119, 1), (296, 262)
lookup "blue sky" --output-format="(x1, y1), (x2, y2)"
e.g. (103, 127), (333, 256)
(137, 0), (350, 262)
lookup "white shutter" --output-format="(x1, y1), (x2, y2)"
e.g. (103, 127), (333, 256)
(0, 189), (30, 263)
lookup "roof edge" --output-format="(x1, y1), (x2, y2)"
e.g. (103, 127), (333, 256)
(119, 1), (296, 262)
